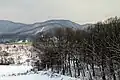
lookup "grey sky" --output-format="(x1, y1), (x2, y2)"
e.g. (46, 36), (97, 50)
(0, 0), (120, 24)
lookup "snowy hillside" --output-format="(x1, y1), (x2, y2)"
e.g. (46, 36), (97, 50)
(0, 44), (33, 65)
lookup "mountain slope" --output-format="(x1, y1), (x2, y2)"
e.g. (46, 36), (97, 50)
(0, 20), (90, 42)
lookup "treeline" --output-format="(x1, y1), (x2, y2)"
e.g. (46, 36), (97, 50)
(33, 17), (120, 80)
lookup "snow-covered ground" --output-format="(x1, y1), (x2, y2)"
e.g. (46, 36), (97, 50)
(0, 73), (79, 80)
(0, 65), (80, 80)
(0, 65), (32, 76)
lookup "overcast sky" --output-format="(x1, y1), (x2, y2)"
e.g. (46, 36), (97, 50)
(0, 0), (120, 24)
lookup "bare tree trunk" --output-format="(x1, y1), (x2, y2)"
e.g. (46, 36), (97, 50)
(102, 57), (106, 80)
(92, 63), (95, 76)
(91, 56), (95, 77)
(117, 71), (120, 80)
(62, 64), (65, 75)
(76, 59), (80, 76)
(68, 55), (72, 77)
(86, 64), (93, 80)
(73, 59), (77, 78)
(64, 53), (67, 75)
(62, 54), (65, 75)
(109, 59), (116, 80)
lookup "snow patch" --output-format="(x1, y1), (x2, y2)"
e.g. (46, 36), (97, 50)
(35, 27), (45, 34)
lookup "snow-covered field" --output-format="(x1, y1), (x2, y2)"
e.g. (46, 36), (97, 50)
(0, 65), (80, 80)
(0, 65), (32, 76)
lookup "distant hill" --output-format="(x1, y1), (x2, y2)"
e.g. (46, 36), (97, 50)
(0, 20), (91, 43)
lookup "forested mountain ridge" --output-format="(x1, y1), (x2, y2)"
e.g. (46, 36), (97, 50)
(0, 20), (90, 42)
